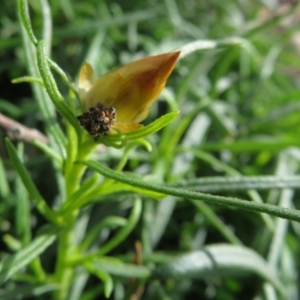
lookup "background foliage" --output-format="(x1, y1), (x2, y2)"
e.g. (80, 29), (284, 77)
(1, 0), (300, 299)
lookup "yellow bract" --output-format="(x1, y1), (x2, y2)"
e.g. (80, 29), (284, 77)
(78, 51), (180, 133)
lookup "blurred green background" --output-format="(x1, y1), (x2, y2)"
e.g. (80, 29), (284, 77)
(1, 0), (300, 299)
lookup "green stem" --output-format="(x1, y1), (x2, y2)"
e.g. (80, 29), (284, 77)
(54, 220), (76, 300)
(54, 130), (96, 299)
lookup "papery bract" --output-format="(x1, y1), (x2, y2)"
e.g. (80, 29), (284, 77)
(78, 51), (180, 136)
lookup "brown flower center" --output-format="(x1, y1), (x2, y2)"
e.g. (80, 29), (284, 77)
(77, 102), (116, 141)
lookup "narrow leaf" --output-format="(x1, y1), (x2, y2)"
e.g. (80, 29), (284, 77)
(100, 111), (180, 145)
(96, 197), (142, 255)
(0, 284), (57, 299)
(171, 175), (300, 192)
(154, 244), (286, 298)
(92, 258), (151, 278)
(0, 225), (58, 284)
(12, 76), (44, 85)
(17, 0), (38, 45)
(0, 154), (10, 197)
(32, 139), (63, 167)
(85, 264), (113, 298)
(5, 138), (59, 224)
(81, 160), (300, 223)
(126, 111), (180, 140)
(36, 41), (80, 132)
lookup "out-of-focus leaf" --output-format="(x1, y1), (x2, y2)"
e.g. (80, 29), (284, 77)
(5, 138), (59, 224)
(0, 284), (57, 299)
(92, 258), (151, 278)
(0, 225), (58, 284)
(154, 244), (286, 298)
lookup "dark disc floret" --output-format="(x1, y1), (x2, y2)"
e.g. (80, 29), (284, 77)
(77, 102), (116, 141)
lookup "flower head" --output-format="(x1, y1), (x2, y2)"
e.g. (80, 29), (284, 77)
(77, 51), (180, 140)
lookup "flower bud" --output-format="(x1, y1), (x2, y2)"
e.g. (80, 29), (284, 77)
(77, 51), (180, 140)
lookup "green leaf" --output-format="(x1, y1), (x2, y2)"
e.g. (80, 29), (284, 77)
(47, 58), (79, 99)
(54, 10), (155, 38)
(153, 244), (286, 298)
(0, 99), (23, 118)
(14, 144), (31, 246)
(81, 159), (300, 223)
(17, 0), (38, 45)
(92, 258), (151, 278)
(36, 41), (80, 132)
(99, 181), (164, 199)
(0, 154), (10, 198)
(2, 235), (22, 252)
(80, 216), (126, 252)
(200, 138), (300, 152)
(19, 14), (67, 155)
(170, 175), (300, 192)
(0, 225), (58, 284)
(125, 111), (180, 141)
(0, 284), (57, 299)
(5, 138), (59, 224)
(96, 197), (142, 255)
(32, 139), (63, 167)
(11, 76), (44, 85)
(98, 111), (180, 147)
(85, 264), (113, 298)
(114, 139), (152, 171)
(180, 37), (244, 59)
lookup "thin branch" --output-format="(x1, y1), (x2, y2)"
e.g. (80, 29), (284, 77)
(0, 113), (48, 144)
